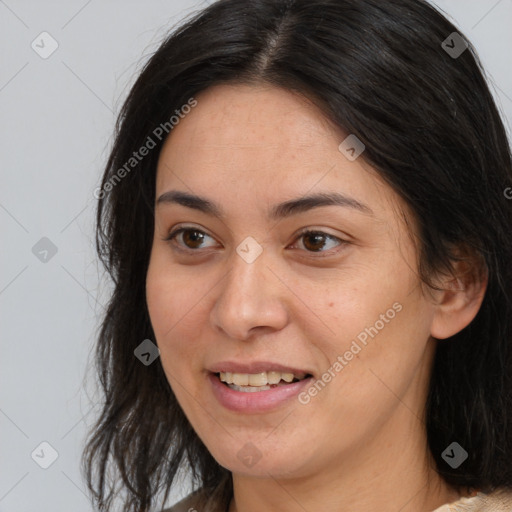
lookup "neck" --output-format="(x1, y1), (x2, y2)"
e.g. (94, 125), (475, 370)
(228, 444), (464, 512)
(227, 394), (465, 512)
(225, 342), (467, 512)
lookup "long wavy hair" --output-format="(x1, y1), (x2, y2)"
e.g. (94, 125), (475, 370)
(82, 0), (512, 510)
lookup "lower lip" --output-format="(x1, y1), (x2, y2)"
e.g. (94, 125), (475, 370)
(208, 372), (313, 413)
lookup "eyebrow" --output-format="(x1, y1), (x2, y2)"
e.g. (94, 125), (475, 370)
(156, 190), (374, 219)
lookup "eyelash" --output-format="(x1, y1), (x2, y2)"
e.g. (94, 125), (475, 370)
(162, 226), (348, 256)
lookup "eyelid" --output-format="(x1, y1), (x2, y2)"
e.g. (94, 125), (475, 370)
(289, 228), (348, 255)
(162, 224), (219, 250)
(163, 224), (349, 255)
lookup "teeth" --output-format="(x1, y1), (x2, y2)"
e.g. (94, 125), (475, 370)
(219, 371), (307, 387)
(267, 371), (282, 385)
(249, 372), (267, 386)
(229, 383), (272, 392)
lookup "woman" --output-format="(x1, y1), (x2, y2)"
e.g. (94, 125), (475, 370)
(82, 1), (512, 511)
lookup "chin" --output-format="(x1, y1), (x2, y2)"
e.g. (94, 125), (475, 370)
(208, 441), (314, 479)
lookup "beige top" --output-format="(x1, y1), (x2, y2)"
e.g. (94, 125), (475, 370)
(432, 489), (512, 511)
(164, 487), (512, 512)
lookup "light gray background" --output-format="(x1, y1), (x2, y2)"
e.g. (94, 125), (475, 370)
(1, 1), (511, 511)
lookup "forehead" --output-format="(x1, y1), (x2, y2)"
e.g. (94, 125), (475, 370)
(154, 83), (406, 228)
(158, 84), (358, 180)
(179, 83), (341, 142)
(157, 84), (350, 177)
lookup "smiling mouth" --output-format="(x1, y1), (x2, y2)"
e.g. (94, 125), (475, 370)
(215, 371), (312, 392)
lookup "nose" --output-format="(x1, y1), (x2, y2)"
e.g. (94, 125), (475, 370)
(210, 247), (289, 341)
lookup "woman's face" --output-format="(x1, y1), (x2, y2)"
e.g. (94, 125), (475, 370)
(146, 83), (440, 478)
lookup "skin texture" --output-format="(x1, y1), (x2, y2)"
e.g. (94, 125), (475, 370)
(146, 83), (487, 512)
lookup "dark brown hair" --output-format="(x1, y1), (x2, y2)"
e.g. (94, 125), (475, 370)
(82, 0), (512, 510)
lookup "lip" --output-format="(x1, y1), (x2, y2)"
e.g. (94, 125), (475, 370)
(208, 361), (313, 376)
(208, 372), (314, 413)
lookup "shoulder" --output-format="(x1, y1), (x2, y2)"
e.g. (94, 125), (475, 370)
(433, 488), (512, 511)
(482, 488), (512, 511)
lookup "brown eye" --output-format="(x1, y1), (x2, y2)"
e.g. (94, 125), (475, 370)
(181, 229), (205, 249)
(293, 230), (346, 254)
(302, 232), (329, 252)
(164, 227), (217, 251)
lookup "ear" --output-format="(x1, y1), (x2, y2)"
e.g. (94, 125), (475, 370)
(430, 249), (488, 340)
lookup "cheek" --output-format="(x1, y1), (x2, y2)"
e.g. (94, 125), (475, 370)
(310, 262), (432, 394)
(146, 254), (193, 375)
(309, 269), (410, 355)
(146, 265), (173, 341)
(320, 293), (432, 416)
(146, 248), (198, 337)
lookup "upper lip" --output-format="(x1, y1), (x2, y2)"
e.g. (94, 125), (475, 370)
(208, 361), (313, 376)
